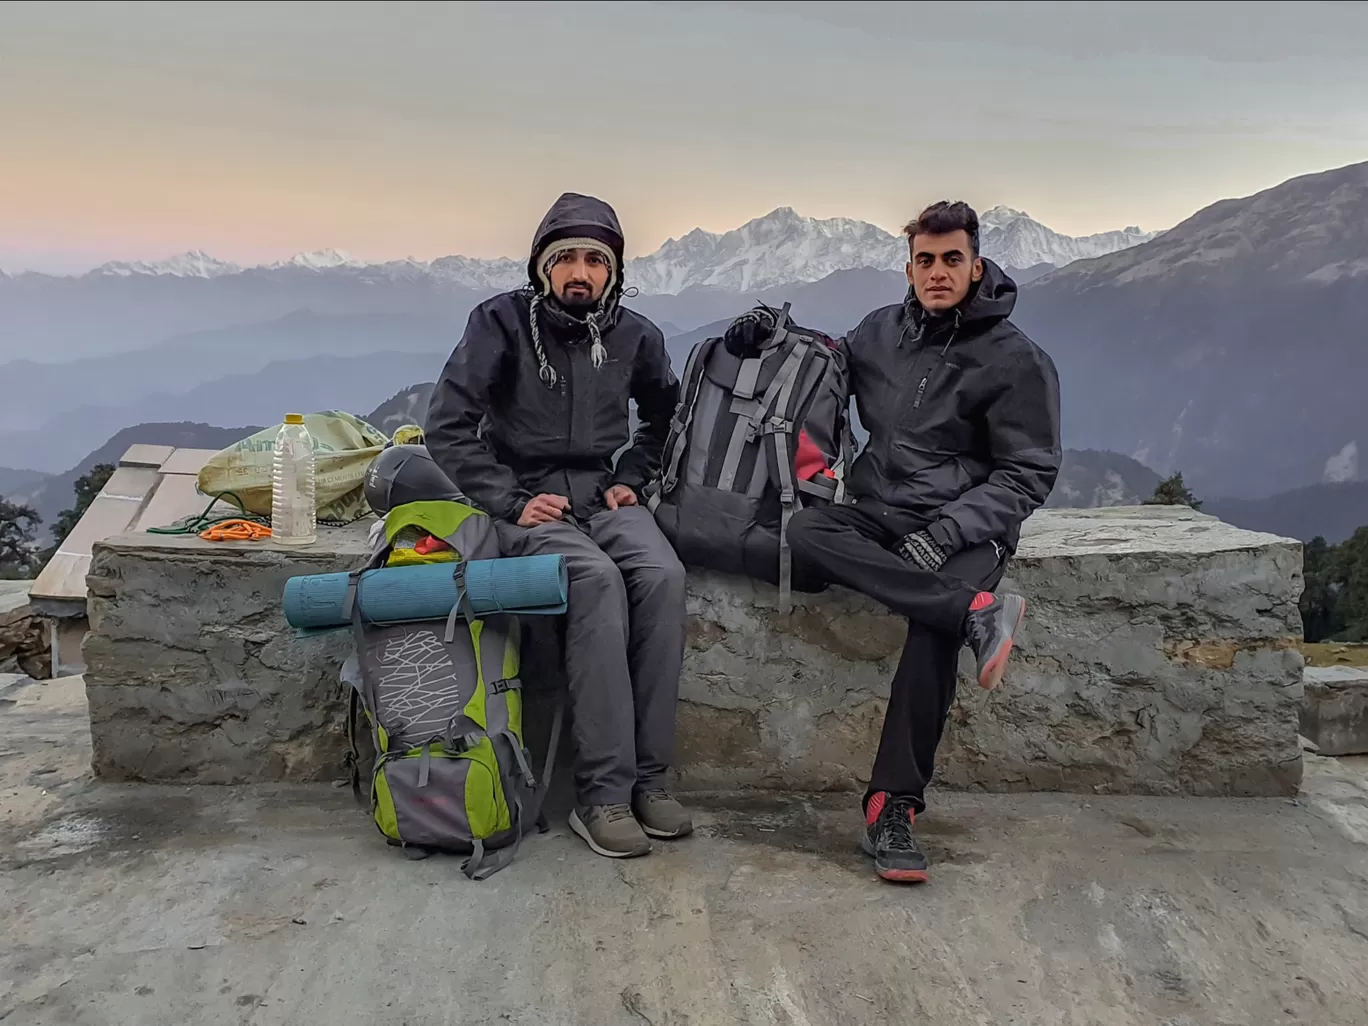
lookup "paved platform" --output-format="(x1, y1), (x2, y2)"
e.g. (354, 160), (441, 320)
(2, 676), (1367, 1026)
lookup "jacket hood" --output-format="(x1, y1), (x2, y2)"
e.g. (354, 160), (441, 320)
(526, 192), (626, 287)
(907, 257), (1017, 334)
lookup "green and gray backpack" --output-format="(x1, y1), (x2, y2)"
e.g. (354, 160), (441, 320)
(341, 500), (562, 879)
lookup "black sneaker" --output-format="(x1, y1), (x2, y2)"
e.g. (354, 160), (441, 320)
(860, 791), (929, 883)
(964, 591), (1027, 690)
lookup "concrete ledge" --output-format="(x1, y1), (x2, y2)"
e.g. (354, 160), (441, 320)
(1301, 666), (1368, 756)
(82, 507), (1306, 796)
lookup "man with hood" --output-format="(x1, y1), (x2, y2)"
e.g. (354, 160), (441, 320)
(787, 200), (1061, 884)
(426, 192), (690, 860)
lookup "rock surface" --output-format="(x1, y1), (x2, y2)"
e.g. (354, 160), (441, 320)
(83, 507), (1305, 797)
(83, 530), (369, 782)
(0, 580), (50, 679)
(1302, 666), (1368, 756)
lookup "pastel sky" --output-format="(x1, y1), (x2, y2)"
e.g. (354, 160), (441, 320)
(3, 0), (1368, 273)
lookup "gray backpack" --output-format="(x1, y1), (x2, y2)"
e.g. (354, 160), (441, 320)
(648, 303), (853, 610)
(341, 500), (563, 879)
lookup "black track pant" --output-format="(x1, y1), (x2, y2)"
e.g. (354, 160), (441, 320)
(787, 503), (1007, 812)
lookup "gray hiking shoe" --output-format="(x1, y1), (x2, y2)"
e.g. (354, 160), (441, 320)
(632, 790), (694, 840)
(568, 804), (652, 859)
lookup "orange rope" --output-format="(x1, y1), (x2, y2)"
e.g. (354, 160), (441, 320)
(199, 519), (273, 542)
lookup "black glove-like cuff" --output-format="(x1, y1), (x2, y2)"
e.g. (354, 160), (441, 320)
(896, 530), (947, 572)
(723, 307), (779, 355)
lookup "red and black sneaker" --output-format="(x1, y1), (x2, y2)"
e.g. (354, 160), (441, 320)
(965, 591), (1027, 690)
(860, 791), (929, 883)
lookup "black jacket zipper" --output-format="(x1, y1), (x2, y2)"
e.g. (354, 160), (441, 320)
(911, 319), (960, 410)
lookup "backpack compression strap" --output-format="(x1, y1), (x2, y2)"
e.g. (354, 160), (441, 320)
(717, 336), (809, 491)
(465, 685), (566, 878)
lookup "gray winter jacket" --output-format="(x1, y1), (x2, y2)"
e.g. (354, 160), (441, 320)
(844, 258), (1061, 555)
(425, 194), (679, 523)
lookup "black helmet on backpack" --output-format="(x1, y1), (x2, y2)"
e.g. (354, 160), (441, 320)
(364, 444), (465, 515)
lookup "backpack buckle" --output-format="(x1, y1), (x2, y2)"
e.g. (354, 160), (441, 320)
(447, 731), (484, 754)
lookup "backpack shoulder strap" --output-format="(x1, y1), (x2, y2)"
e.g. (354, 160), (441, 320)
(527, 690), (566, 834)
(344, 570), (388, 764)
(651, 336), (719, 509)
(761, 339), (832, 613)
(345, 682), (365, 808)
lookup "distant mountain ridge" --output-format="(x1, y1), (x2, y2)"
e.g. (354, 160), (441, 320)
(1206, 482), (1368, 545)
(1014, 159), (1368, 499)
(10, 422), (261, 529)
(0, 351), (439, 473)
(10, 205), (1156, 295)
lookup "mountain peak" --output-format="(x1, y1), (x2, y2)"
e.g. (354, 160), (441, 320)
(93, 251), (241, 279)
(276, 249), (361, 271)
(982, 204), (1030, 224)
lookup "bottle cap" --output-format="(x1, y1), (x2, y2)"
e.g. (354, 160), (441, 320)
(284, 413), (304, 425)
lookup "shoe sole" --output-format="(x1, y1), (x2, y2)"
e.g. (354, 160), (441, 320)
(641, 821), (695, 840)
(568, 810), (652, 859)
(860, 833), (929, 884)
(978, 595), (1027, 691)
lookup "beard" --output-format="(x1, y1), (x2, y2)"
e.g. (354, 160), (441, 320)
(555, 283), (600, 310)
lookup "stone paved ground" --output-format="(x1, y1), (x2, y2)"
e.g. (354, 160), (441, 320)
(3, 676), (1368, 1026)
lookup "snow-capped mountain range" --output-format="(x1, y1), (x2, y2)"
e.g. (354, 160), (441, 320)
(29, 206), (1160, 295)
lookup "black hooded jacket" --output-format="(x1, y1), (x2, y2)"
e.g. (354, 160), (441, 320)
(843, 258), (1061, 555)
(425, 194), (679, 523)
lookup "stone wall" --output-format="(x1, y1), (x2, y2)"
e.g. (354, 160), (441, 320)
(84, 531), (366, 782)
(677, 508), (1305, 797)
(1, 582), (50, 680)
(82, 507), (1306, 796)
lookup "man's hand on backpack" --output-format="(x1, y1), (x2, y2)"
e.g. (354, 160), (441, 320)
(896, 530), (947, 572)
(604, 484), (638, 510)
(518, 494), (571, 527)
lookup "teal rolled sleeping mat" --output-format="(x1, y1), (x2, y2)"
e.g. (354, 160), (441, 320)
(282, 554), (568, 631)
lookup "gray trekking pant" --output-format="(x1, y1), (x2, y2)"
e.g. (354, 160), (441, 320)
(495, 506), (687, 806)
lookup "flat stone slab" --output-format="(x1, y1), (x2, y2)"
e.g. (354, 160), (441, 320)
(4, 675), (1368, 1026)
(1302, 666), (1368, 756)
(1, 580), (48, 679)
(82, 506), (1305, 796)
(0, 581), (32, 625)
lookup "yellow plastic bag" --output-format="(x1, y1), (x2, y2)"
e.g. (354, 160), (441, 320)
(196, 410), (388, 523)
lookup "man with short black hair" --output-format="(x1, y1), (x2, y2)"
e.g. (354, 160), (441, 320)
(787, 199), (1061, 883)
(426, 192), (691, 861)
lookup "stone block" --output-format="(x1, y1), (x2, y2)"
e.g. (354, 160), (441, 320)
(83, 528), (370, 782)
(82, 507), (1305, 797)
(1301, 666), (1368, 756)
(0, 581), (50, 679)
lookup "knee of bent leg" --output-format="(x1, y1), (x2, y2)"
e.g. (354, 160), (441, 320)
(569, 550), (626, 603)
(647, 549), (688, 603)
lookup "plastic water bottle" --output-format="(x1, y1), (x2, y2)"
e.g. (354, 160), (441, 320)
(271, 413), (317, 546)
